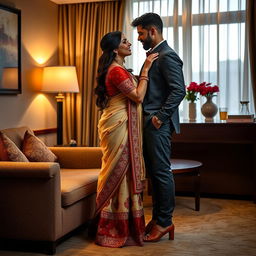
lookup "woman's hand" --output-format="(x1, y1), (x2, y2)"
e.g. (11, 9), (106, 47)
(126, 53), (159, 104)
(142, 53), (159, 73)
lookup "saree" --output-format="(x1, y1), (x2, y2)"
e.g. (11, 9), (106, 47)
(95, 66), (145, 247)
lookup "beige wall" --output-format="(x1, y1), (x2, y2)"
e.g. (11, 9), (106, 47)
(0, 0), (58, 146)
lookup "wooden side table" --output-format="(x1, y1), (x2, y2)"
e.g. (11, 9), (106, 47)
(172, 159), (202, 211)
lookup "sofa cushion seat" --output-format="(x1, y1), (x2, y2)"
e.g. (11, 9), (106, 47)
(61, 168), (100, 207)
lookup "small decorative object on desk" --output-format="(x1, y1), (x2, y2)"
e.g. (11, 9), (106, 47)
(188, 102), (197, 122)
(227, 101), (254, 123)
(198, 82), (219, 122)
(69, 139), (77, 147)
(185, 82), (200, 122)
(227, 114), (254, 123)
(240, 101), (250, 115)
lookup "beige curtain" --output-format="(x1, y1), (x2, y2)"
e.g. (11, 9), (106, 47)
(58, 0), (125, 146)
(247, 0), (256, 107)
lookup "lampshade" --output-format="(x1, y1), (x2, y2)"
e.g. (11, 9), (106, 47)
(41, 66), (79, 93)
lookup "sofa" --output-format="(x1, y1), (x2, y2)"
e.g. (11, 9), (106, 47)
(0, 126), (102, 254)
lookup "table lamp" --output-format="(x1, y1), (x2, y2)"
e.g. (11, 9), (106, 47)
(41, 66), (79, 145)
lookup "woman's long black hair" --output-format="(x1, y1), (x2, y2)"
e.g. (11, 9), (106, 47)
(95, 31), (122, 109)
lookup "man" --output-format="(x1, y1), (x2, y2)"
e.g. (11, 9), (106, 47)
(131, 13), (186, 242)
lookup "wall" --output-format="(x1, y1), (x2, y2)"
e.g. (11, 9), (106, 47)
(0, 0), (58, 145)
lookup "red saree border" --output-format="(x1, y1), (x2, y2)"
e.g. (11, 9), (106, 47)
(95, 142), (129, 216)
(96, 209), (145, 248)
(100, 209), (144, 219)
(128, 100), (144, 194)
(116, 78), (136, 95)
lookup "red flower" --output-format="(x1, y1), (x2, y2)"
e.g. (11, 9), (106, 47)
(186, 81), (219, 102)
(185, 82), (201, 102)
(198, 82), (219, 97)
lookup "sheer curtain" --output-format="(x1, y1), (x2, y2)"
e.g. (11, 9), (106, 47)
(123, 0), (254, 120)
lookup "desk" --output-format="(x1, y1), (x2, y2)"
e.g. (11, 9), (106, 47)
(172, 122), (256, 202)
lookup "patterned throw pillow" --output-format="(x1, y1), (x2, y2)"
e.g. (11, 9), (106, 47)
(22, 130), (57, 162)
(0, 131), (29, 162)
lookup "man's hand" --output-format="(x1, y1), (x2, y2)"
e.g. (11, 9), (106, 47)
(152, 116), (162, 129)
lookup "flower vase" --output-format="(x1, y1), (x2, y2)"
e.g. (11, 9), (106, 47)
(189, 102), (196, 122)
(201, 95), (218, 122)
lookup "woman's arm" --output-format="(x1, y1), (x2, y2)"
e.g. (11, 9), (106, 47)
(126, 53), (159, 103)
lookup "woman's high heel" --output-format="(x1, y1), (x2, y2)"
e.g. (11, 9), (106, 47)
(168, 225), (174, 240)
(143, 224), (175, 242)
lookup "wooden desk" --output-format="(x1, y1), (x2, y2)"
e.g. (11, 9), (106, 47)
(172, 122), (256, 202)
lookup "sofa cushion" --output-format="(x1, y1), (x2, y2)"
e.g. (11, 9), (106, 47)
(61, 168), (100, 207)
(0, 131), (29, 162)
(22, 131), (57, 162)
(1, 126), (33, 149)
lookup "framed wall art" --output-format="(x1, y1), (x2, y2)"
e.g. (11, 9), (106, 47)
(0, 4), (21, 94)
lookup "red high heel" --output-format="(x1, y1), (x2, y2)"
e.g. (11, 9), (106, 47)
(143, 224), (175, 242)
(145, 219), (156, 234)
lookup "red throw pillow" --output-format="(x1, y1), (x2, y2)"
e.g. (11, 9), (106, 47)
(0, 131), (29, 162)
(22, 130), (57, 162)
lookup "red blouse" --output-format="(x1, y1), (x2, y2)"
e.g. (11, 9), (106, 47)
(105, 66), (136, 96)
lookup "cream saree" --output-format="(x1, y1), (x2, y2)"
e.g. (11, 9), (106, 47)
(95, 68), (145, 247)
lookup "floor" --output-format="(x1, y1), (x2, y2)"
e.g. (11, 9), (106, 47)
(1, 196), (256, 256)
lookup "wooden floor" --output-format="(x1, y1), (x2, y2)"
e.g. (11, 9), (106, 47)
(1, 196), (256, 256)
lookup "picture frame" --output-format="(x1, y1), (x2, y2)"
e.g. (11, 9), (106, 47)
(0, 4), (21, 94)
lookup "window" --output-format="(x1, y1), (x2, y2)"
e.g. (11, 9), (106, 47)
(123, 0), (253, 119)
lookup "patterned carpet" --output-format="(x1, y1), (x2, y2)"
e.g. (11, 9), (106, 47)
(1, 196), (256, 256)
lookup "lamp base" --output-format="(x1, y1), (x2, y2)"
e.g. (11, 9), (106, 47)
(56, 93), (64, 102)
(56, 93), (64, 145)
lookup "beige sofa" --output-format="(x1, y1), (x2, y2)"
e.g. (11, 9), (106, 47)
(0, 127), (102, 254)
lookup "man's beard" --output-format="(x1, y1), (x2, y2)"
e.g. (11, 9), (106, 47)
(142, 34), (153, 50)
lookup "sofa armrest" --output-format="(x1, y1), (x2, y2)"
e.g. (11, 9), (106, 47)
(49, 146), (102, 169)
(0, 162), (60, 178)
(0, 162), (62, 241)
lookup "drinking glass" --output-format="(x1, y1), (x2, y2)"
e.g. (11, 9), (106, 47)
(219, 107), (228, 122)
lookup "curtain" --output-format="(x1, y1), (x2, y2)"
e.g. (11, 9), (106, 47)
(247, 0), (256, 107)
(59, 0), (125, 146)
(123, 0), (254, 119)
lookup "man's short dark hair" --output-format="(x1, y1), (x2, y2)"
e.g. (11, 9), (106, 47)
(131, 13), (163, 33)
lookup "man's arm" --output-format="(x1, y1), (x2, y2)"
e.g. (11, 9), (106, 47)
(155, 51), (186, 123)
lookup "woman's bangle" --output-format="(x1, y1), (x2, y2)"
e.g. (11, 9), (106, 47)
(139, 76), (149, 81)
(140, 78), (149, 82)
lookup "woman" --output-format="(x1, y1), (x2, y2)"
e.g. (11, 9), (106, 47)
(94, 31), (158, 247)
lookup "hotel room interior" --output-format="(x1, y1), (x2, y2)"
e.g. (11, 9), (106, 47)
(0, 0), (255, 255)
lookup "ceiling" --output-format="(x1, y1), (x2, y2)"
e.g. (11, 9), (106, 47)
(50, 0), (111, 4)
